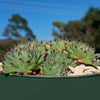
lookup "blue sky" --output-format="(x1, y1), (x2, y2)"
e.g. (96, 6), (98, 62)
(0, 0), (100, 41)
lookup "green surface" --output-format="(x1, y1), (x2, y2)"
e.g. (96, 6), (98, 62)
(0, 74), (100, 100)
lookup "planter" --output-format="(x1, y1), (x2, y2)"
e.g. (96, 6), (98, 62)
(0, 74), (100, 100)
(0, 40), (100, 100)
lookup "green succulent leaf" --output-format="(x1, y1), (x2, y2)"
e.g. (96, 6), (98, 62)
(2, 67), (17, 74)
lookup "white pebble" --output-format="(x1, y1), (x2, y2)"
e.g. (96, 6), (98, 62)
(0, 62), (3, 67)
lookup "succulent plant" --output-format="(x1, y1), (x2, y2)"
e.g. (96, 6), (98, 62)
(43, 40), (69, 55)
(40, 50), (76, 76)
(35, 42), (49, 54)
(64, 40), (100, 67)
(17, 41), (47, 54)
(1, 42), (46, 75)
(1, 39), (100, 76)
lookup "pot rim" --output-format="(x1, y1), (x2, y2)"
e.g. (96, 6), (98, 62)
(1, 73), (100, 79)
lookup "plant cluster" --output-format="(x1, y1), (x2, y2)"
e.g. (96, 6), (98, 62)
(64, 40), (100, 67)
(1, 42), (46, 75)
(0, 40), (100, 76)
(40, 50), (76, 76)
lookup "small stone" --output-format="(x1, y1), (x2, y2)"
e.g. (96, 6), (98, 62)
(83, 66), (100, 74)
(83, 66), (95, 71)
(84, 72), (93, 75)
(0, 63), (3, 71)
(67, 73), (75, 76)
(33, 71), (37, 75)
(68, 64), (85, 76)
(0, 62), (3, 67)
(68, 65), (100, 76)
(73, 64), (85, 75)
(0, 67), (3, 71)
(97, 66), (100, 70)
(92, 70), (100, 73)
(69, 66), (75, 73)
(84, 67), (97, 72)
(83, 70), (93, 75)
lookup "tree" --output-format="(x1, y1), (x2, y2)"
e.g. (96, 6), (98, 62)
(3, 14), (36, 40)
(52, 7), (100, 52)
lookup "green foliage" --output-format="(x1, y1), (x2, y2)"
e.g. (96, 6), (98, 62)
(52, 7), (100, 52)
(3, 14), (36, 40)
(40, 50), (76, 76)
